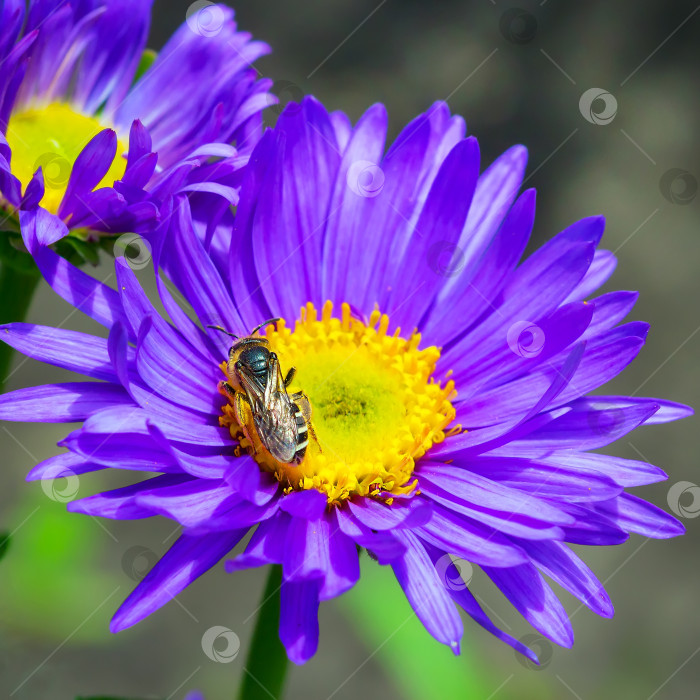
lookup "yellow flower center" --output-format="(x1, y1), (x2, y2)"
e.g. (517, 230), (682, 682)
(5, 102), (128, 215)
(219, 301), (457, 505)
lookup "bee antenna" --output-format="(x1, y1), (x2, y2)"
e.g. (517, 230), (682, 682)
(250, 318), (281, 336)
(207, 324), (239, 339)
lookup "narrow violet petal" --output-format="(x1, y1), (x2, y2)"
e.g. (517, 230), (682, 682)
(225, 513), (291, 572)
(0, 382), (130, 422)
(26, 451), (103, 481)
(111, 530), (246, 632)
(279, 578), (321, 665)
(596, 494), (685, 539)
(283, 514), (359, 600)
(519, 540), (614, 618)
(423, 543), (540, 664)
(392, 529), (462, 654)
(19, 207), (68, 247)
(280, 489), (328, 520)
(484, 563), (574, 648)
(0, 323), (118, 381)
(348, 497), (433, 531)
(334, 509), (406, 563)
(68, 475), (187, 520)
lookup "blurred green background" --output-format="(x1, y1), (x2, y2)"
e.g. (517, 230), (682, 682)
(1, 0), (699, 698)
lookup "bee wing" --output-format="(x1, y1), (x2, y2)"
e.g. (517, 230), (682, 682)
(235, 364), (266, 412)
(264, 352), (288, 405)
(255, 391), (298, 462)
(237, 354), (298, 463)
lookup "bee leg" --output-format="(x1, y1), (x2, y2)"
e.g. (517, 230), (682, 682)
(306, 420), (322, 454)
(283, 366), (297, 387)
(220, 381), (237, 399)
(232, 391), (258, 456)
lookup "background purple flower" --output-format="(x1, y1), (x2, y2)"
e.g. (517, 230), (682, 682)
(0, 0), (272, 244)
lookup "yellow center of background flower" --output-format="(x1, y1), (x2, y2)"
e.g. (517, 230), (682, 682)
(219, 301), (457, 506)
(5, 102), (128, 215)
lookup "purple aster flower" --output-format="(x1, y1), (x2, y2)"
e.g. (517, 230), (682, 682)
(0, 96), (691, 665)
(0, 0), (271, 245)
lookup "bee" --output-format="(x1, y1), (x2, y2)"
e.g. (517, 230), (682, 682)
(210, 319), (319, 465)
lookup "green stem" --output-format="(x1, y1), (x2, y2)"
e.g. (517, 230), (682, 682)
(238, 565), (289, 700)
(0, 261), (40, 391)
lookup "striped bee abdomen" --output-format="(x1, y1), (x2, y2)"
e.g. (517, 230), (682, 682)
(292, 402), (309, 464)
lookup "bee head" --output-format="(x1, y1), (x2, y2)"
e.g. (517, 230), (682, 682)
(229, 339), (271, 390)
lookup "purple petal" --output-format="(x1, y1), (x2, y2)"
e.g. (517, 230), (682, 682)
(519, 540), (614, 617)
(392, 530), (462, 653)
(280, 489), (327, 520)
(418, 462), (573, 524)
(348, 497), (433, 530)
(19, 207), (68, 247)
(596, 494), (684, 539)
(68, 475), (186, 519)
(484, 563), (574, 648)
(540, 451), (667, 488)
(424, 542), (540, 664)
(58, 129), (118, 220)
(279, 578), (320, 665)
(283, 514), (359, 599)
(134, 477), (234, 527)
(26, 451), (103, 481)
(111, 530), (246, 632)
(0, 323), (118, 381)
(384, 137), (481, 331)
(225, 512), (291, 572)
(416, 504), (528, 567)
(0, 381), (129, 422)
(31, 245), (123, 329)
(335, 509), (406, 563)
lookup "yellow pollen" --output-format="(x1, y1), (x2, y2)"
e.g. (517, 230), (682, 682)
(5, 102), (128, 215)
(219, 301), (457, 506)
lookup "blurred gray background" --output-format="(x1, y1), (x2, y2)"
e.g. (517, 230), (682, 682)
(1, 1), (699, 698)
